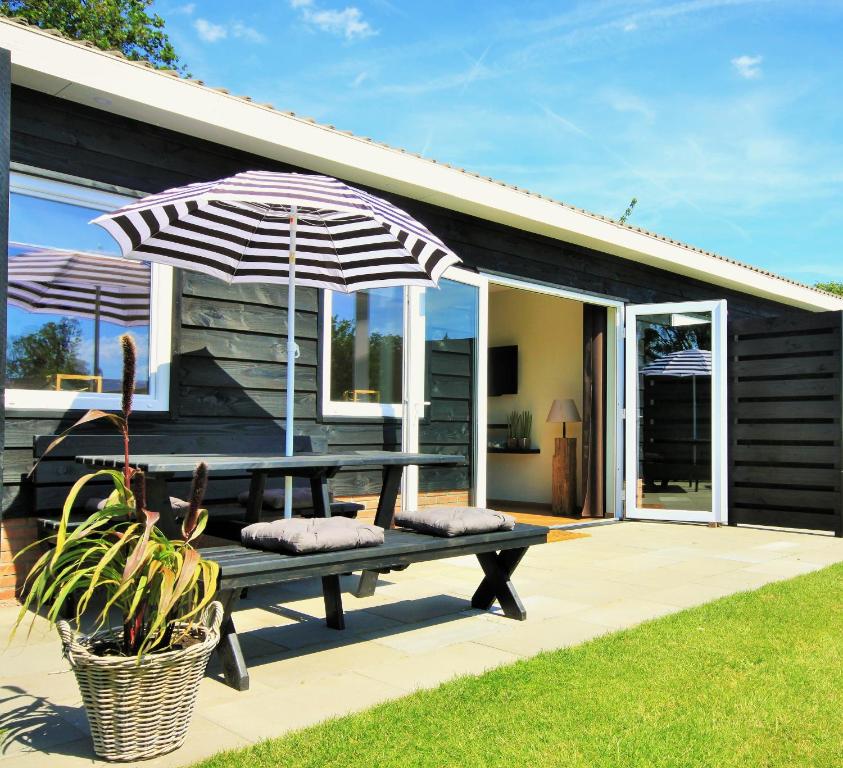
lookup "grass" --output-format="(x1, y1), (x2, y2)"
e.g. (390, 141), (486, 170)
(196, 564), (843, 768)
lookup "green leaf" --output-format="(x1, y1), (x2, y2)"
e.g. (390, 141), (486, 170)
(28, 409), (125, 478)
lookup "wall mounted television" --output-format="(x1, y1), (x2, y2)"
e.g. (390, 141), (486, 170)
(488, 345), (518, 396)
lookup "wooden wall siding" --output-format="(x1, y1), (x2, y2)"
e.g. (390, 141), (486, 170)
(728, 311), (842, 535)
(0, 85), (816, 519)
(419, 337), (475, 494)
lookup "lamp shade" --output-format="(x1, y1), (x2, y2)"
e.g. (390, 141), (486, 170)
(546, 398), (581, 424)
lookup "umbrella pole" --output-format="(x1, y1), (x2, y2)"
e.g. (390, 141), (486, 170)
(284, 205), (298, 520)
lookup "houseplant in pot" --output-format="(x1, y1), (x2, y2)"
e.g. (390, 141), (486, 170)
(12, 335), (221, 762)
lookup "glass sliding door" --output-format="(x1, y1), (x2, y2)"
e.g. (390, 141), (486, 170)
(624, 300), (727, 523)
(402, 269), (485, 512)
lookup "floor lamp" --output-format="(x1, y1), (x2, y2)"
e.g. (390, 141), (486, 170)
(547, 398), (581, 515)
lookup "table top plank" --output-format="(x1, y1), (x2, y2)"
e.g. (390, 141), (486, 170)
(76, 451), (464, 474)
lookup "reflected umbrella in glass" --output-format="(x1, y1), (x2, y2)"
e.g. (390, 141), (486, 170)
(8, 245), (150, 388)
(641, 348), (712, 490)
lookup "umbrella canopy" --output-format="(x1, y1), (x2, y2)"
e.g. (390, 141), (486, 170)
(640, 348), (711, 377)
(92, 171), (462, 518)
(91, 171), (458, 290)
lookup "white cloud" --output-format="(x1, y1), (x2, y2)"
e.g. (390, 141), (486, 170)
(233, 22), (267, 43)
(732, 54), (763, 79)
(601, 88), (655, 122)
(194, 18), (266, 44)
(289, 1), (376, 40)
(194, 18), (227, 43)
(351, 71), (369, 87)
(169, 3), (195, 15)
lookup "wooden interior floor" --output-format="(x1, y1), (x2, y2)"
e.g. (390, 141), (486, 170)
(358, 502), (584, 528)
(486, 501), (582, 528)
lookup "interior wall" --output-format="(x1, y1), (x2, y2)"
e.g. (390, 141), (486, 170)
(487, 288), (584, 506)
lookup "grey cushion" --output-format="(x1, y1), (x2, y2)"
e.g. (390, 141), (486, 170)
(394, 506), (516, 537)
(240, 517), (384, 554)
(237, 487), (314, 510)
(86, 495), (189, 513)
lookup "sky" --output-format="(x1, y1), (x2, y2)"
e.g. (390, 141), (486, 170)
(156, 0), (843, 286)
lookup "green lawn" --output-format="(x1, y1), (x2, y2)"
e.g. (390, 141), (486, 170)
(197, 564), (843, 768)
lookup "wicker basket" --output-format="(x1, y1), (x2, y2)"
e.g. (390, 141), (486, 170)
(56, 602), (223, 762)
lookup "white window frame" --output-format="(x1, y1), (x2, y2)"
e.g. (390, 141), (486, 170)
(5, 170), (173, 413)
(320, 287), (407, 419)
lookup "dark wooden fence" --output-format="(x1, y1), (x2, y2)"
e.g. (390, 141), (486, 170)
(728, 310), (842, 535)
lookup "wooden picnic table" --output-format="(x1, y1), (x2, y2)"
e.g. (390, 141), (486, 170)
(75, 450), (464, 539)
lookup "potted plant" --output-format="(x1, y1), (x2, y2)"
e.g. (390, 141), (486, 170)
(520, 410), (533, 449)
(507, 410), (521, 449)
(12, 335), (221, 762)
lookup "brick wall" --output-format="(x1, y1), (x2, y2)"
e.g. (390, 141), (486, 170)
(0, 517), (39, 602)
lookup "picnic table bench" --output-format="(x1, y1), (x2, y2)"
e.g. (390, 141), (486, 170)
(204, 523), (549, 690)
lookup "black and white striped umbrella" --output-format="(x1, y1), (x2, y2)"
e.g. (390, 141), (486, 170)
(90, 171), (459, 291)
(640, 348), (711, 377)
(92, 171), (461, 518)
(8, 246), (151, 375)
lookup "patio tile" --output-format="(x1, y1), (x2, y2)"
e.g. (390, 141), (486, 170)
(476, 614), (612, 657)
(201, 671), (404, 743)
(571, 598), (679, 630)
(367, 612), (502, 654)
(246, 637), (408, 690)
(646, 580), (740, 609)
(744, 558), (826, 579)
(358, 641), (520, 692)
(4, 521), (843, 768)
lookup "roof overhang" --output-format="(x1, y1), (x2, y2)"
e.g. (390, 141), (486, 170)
(2, 20), (841, 312)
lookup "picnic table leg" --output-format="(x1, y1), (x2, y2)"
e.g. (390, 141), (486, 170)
(471, 547), (528, 621)
(355, 465), (403, 598)
(310, 473), (332, 518)
(321, 574), (345, 630)
(216, 588), (250, 691)
(144, 474), (180, 539)
(246, 471), (267, 524)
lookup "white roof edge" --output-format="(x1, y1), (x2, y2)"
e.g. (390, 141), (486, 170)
(1, 18), (841, 312)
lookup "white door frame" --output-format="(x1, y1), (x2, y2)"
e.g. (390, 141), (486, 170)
(400, 285), (425, 512)
(624, 299), (728, 524)
(401, 267), (488, 512)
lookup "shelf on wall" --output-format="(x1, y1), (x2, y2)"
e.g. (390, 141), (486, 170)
(488, 446), (541, 454)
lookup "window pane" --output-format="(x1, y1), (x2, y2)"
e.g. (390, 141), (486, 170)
(636, 311), (712, 512)
(420, 278), (478, 504)
(330, 287), (403, 404)
(6, 192), (151, 394)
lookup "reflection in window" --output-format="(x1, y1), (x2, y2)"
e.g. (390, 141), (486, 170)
(637, 312), (712, 512)
(6, 192), (151, 395)
(330, 288), (403, 404)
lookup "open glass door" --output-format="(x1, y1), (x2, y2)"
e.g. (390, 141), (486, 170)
(624, 300), (727, 523)
(401, 270), (485, 513)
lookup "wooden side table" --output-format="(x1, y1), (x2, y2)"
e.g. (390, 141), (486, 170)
(552, 437), (577, 515)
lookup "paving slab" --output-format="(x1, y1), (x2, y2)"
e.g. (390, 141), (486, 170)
(1, 521), (842, 767)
